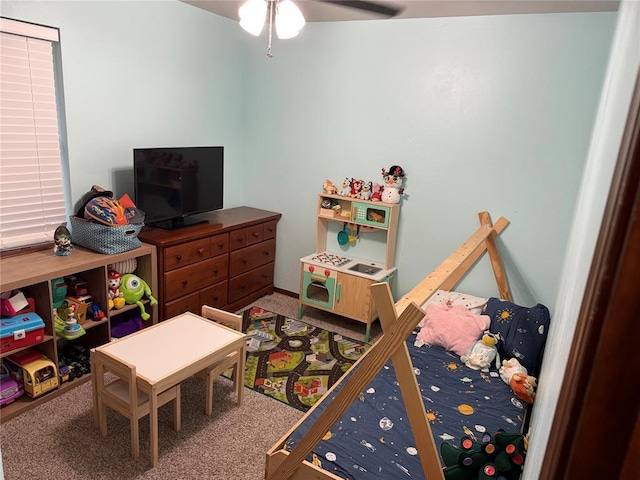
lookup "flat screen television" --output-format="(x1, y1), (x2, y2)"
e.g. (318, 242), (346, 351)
(133, 146), (224, 230)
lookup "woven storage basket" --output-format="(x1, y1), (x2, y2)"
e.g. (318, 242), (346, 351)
(69, 216), (143, 255)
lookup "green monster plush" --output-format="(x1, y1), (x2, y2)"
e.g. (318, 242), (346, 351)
(120, 273), (158, 321)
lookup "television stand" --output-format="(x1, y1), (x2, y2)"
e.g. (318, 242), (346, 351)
(150, 216), (207, 230)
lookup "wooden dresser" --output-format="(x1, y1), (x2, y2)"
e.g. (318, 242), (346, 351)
(138, 206), (281, 320)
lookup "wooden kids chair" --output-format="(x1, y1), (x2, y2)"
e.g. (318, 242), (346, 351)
(91, 349), (181, 460)
(196, 305), (244, 415)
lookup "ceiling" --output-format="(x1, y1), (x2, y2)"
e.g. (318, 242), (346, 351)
(181, 0), (619, 23)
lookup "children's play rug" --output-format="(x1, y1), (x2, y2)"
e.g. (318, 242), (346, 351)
(231, 306), (371, 412)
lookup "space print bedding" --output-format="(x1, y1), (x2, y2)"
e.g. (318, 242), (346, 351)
(282, 292), (544, 480)
(266, 212), (548, 480)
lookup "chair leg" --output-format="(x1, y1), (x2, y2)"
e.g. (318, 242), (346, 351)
(174, 384), (181, 431)
(206, 371), (214, 416)
(131, 417), (140, 459)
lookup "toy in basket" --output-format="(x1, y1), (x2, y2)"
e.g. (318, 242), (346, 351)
(69, 186), (145, 255)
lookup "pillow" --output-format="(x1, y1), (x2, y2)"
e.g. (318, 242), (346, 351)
(419, 290), (488, 328)
(415, 303), (490, 356)
(482, 298), (551, 373)
(422, 290), (488, 315)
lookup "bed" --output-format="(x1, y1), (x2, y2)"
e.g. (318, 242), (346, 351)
(266, 212), (549, 480)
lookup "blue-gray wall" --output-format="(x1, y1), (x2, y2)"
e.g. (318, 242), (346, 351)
(241, 13), (617, 311)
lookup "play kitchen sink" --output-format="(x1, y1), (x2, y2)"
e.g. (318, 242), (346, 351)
(348, 263), (382, 276)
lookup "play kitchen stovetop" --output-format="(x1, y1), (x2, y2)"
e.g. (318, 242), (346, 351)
(301, 252), (393, 280)
(308, 252), (352, 267)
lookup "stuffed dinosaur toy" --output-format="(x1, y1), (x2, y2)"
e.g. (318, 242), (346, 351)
(120, 273), (157, 320)
(441, 429), (527, 480)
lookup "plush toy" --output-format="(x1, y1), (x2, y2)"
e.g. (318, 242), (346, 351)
(360, 181), (372, 201)
(120, 273), (157, 320)
(460, 331), (500, 372)
(107, 269), (125, 310)
(371, 182), (382, 202)
(381, 165), (405, 203)
(350, 178), (364, 198)
(499, 358), (528, 385)
(510, 373), (537, 404)
(441, 429), (527, 480)
(322, 179), (338, 195)
(338, 177), (352, 197)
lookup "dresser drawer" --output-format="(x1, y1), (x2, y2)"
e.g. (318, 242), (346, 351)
(209, 233), (229, 257)
(229, 238), (276, 277)
(228, 263), (274, 303)
(262, 220), (277, 240)
(164, 256), (229, 301)
(164, 291), (200, 319)
(229, 222), (269, 251)
(199, 281), (228, 309)
(164, 237), (211, 271)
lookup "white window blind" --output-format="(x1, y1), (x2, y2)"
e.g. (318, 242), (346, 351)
(0, 18), (66, 251)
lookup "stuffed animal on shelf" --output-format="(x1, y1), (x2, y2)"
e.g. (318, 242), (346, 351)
(338, 177), (352, 197)
(350, 178), (364, 198)
(107, 269), (125, 310)
(510, 373), (537, 404)
(381, 165), (405, 203)
(460, 331), (500, 372)
(360, 181), (372, 201)
(322, 179), (338, 195)
(499, 358), (528, 385)
(371, 182), (382, 202)
(120, 273), (157, 320)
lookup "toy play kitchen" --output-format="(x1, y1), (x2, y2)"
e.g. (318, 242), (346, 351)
(299, 175), (402, 341)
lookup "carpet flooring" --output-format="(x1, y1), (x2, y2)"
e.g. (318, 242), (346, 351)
(0, 293), (382, 480)
(237, 306), (371, 412)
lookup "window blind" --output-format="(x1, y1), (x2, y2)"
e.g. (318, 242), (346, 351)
(0, 18), (66, 251)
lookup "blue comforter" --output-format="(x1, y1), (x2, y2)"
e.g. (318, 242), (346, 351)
(285, 330), (526, 479)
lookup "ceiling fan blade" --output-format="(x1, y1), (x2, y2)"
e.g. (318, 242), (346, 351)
(318, 0), (405, 18)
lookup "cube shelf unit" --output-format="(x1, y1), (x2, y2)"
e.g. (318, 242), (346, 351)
(0, 243), (157, 423)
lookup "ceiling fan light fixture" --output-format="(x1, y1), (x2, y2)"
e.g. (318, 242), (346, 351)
(239, 0), (267, 36)
(275, 0), (306, 39)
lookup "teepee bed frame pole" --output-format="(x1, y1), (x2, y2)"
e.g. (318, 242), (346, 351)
(265, 212), (511, 480)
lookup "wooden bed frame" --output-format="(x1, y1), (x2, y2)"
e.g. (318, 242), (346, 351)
(265, 212), (512, 480)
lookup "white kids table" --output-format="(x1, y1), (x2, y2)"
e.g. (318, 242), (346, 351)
(91, 311), (246, 467)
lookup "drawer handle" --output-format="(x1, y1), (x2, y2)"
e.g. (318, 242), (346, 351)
(217, 243), (224, 249)
(253, 232), (259, 237)
(240, 285), (246, 290)
(197, 248), (204, 255)
(238, 238), (244, 243)
(213, 295), (219, 301)
(267, 228), (274, 233)
(263, 250), (270, 256)
(262, 274), (268, 279)
(176, 255), (182, 261)
(182, 280), (188, 286)
(242, 259), (247, 265)
(213, 268), (219, 275)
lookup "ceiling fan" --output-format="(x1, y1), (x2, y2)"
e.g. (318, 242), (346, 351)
(314, 0), (405, 18)
(239, 0), (404, 58)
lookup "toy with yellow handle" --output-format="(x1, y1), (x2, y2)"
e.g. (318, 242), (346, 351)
(120, 273), (157, 321)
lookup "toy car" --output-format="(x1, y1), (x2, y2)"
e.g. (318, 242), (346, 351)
(58, 360), (72, 383)
(0, 376), (24, 406)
